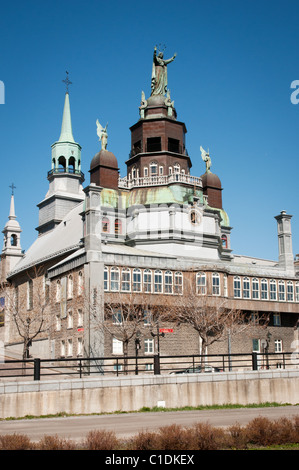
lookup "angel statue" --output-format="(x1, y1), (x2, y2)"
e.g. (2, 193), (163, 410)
(200, 146), (211, 173)
(96, 119), (108, 150)
(151, 45), (177, 96)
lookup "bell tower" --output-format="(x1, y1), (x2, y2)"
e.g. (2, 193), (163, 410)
(1, 187), (23, 280)
(36, 75), (85, 235)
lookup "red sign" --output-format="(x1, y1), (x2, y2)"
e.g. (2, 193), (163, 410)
(159, 328), (173, 333)
(77, 328), (84, 332)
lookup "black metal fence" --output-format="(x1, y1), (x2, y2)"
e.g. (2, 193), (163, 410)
(0, 351), (297, 381)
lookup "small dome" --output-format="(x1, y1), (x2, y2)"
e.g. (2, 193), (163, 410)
(90, 149), (118, 170)
(201, 171), (222, 189)
(146, 94), (166, 107)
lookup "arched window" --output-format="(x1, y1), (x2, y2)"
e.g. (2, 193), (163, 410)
(121, 268), (131, 292)
(58, 156), (66, 172)
(252, 278), (259, 299)
(270, 280), (277, 301)
(115, 219), (122, 237)
(221, 235), (227, 249)
(243, 277), (250, 298)
(27, 279), (33, 310)
(67, 275), (73, 299)
(296, 282), (299, 303)
(110, 267), (120, 291)
(174, 163), (180, 173)
(196, 272), (206, 295)
(261, 279), (268, 300)
(11, 234), (17, 246)
(150, 161), (158, 176)
(68, 156), (76, 173)
(56, 279), (61, 302)
(132, 166), (137, 179)
(133, 268), (142, 292)
(102, 217), (110, 233)
(174, 272), (183, 295)
(164, 271), (173, 294)
(233, 276), (241, 298)
(287, 281), (294, 302)
(78, 271), (83, 296)
(143, 269), (152, 293)
(278, 280), (285, 301)
(154, 270), (163, 293)
(212, 273), (220, 295)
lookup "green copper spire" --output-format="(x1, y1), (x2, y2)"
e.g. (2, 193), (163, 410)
(58, 92), (75, 143)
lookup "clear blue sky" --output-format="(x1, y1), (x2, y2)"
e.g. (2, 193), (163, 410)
(0, 0), (298, 261)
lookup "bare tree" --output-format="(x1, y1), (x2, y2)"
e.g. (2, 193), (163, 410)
(170, 281), (268, 369)
(5, 266), (50, 360)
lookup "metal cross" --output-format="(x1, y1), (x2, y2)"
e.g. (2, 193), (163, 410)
(9, 183), (16, 195)
(62, 71), (72, 93)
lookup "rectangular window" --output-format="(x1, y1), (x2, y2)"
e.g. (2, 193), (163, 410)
(144, 339), (154, 354)
(112, 309), (122, 325)
(147, 137), (161, 152)
(143, 309), (152, 326)
(112, 338), (123, 355)
(168, 138), (180, 153)
(104, 268), (109, 291)
(296, 283), (299, 302)
(273, 313), (281, 326)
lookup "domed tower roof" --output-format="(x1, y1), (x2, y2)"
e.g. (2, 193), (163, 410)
(90, 149), (118, 171)
(201, 171), (222, 189)
(90, 149), (119, 190)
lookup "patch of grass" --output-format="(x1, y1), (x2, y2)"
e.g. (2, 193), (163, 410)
(1, 402), (297, 421)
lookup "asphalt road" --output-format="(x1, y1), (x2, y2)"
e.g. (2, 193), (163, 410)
(0, 406), (298, 442)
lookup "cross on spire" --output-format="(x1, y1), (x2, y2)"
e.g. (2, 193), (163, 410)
(62, 71), (72, 93)
(9, 183), (16, 195)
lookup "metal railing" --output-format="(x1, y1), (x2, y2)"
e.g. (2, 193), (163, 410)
(0, 352), (297, 381)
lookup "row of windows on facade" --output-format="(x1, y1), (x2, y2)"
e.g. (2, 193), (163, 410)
(59, 336), (154, 366)
(129, 161), (186, 179)
(103, 268), (299, 302)
(59, 335), (284, 359)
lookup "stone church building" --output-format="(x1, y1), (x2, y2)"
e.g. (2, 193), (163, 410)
(0, 49), (298, 371)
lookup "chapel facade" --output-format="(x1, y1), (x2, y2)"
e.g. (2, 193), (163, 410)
(0, 49), (298, 371)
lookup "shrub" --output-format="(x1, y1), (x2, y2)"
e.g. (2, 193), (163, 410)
(156, 424), (194, 450)
(189, 422), (228, 450)
(83, 430), (120, 450)
(0, 433), (33, 450)
(36, 434), (77, 450)
(126, 430), (160, 450)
